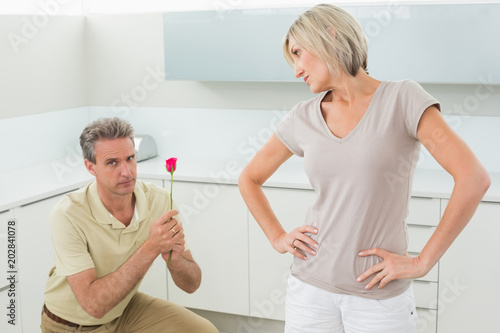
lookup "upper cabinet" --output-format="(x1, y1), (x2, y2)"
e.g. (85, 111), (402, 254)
(362, 4), (500, 85)
(163, 8), (298, 81)
(163, 4), (500, 84)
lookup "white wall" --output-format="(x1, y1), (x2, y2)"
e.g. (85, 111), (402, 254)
(0, 14), (86, 119)
(0, 107), (89, 173)
(0, 0), (83, 15)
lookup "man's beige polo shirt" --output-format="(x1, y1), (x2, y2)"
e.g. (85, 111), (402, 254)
(44, 180), (176, 326)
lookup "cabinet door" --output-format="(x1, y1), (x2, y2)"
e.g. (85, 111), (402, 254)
(163, 4), (500, 84)
(1, 210), (12, 289)
(163, 9), (297, 81)
(249, 187), (316, 321)
(16, 194), (66, 333)
(406, 197), (441, 333)
(167, 181), (249, 315)
(0, 210), (22, 333)
(137, 178), (168, 300)
(437, 201), (500, 333)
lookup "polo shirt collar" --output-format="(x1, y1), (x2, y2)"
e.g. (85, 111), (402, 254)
(87, 181), (150, 230)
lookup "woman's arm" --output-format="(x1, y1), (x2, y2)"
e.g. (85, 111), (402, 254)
(238, 134), (318, 260)
(358, 106), (490, 289)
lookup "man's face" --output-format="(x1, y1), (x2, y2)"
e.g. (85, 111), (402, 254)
(85, 137), (137, 198)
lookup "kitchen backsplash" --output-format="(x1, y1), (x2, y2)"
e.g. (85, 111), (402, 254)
(1, 106), (499, 174)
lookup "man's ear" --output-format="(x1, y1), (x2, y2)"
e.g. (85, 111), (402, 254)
(84, 159), (97, 176)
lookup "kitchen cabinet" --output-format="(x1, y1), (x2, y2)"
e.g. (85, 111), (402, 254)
(163, 4), (500, 84)
(167, 181), (249, 315)
(0, 283), (22, 333)
(248, 186), (316, 321)
(1, 160), (497, 333)
(1, 210), (12, 287)
(407, 197), (441, 333)
(437, 200), (500, 333)
(163, 9), (297, 82)
(137, 178), (168, 301)
(0, 209), (22, 333)
(363, 3), (500, 84)
(15, 194), (66, 333)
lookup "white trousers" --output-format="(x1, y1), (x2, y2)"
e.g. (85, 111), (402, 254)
(285, 275), (418, 333)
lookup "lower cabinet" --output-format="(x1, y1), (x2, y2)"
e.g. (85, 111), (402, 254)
(167, 181), (249, 316)
(138, 178), (168, 301)
(248, 186), (316, 321)
(15, 194), (66, 333)
(406, 197), (441, 333)
(0, 210), (22, 333)
(416, 308), (438, 333)
(5, 176), (498, 333)
(437, 200), (500, 333)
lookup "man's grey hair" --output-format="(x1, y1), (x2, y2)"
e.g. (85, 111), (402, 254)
(80, 117), (135, 164)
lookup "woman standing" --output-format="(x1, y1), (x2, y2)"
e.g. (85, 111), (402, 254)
(238, 4), (490, 332)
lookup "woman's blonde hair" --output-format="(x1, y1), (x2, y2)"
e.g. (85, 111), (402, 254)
(283, 4), (368, 77)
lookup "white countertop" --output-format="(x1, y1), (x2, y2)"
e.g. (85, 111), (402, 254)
(1, 156), (499, 212)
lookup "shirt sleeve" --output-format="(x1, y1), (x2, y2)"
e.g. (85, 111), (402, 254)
(275, 104), (305, 157)
(49, 207), (95, 276)
(399, 80), (441, 140)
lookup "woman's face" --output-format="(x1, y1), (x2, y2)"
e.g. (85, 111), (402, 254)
(288, 36), (332, 93)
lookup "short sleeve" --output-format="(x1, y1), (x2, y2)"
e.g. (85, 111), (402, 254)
(49, 208), (95, 276)
(399, 80), (440, 140)
(275, 105), (304, 157)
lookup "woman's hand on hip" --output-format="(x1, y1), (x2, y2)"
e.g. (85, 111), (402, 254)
(356, 248), (429, 289)
(273, 226), (318, 260)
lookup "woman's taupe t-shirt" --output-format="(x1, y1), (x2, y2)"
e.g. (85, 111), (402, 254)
(275, 80), (440, 299)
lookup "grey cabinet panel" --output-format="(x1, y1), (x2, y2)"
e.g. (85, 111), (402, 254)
(363, 4), (500, 84)
(163, 8), (300, 81)
(163, 4), (500, 83)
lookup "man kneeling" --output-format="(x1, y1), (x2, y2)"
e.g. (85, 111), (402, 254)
(41, 117), (218, 333)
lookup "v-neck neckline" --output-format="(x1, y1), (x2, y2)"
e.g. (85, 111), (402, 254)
(317, 81), (386, 143)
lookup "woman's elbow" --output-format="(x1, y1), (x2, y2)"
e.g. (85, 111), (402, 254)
(477, 168), (491, 195)
(454, 164), (490, 200)
(238, 168), (260, 192)
(466, 165), (491, 198)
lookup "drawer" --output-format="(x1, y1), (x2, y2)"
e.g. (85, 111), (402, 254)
(418, 262), (439, 283)
(407, 197), (440, 227)
(416, 309), (437, 333)
(413, 281), (438, 310)
(0, 231), (6, 279)
(407, 225), (435, 253)
(409, 252), (439, 282)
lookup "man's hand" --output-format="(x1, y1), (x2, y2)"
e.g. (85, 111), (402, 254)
(146, 210), (183, 256)
(66, 212), (184, 319)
